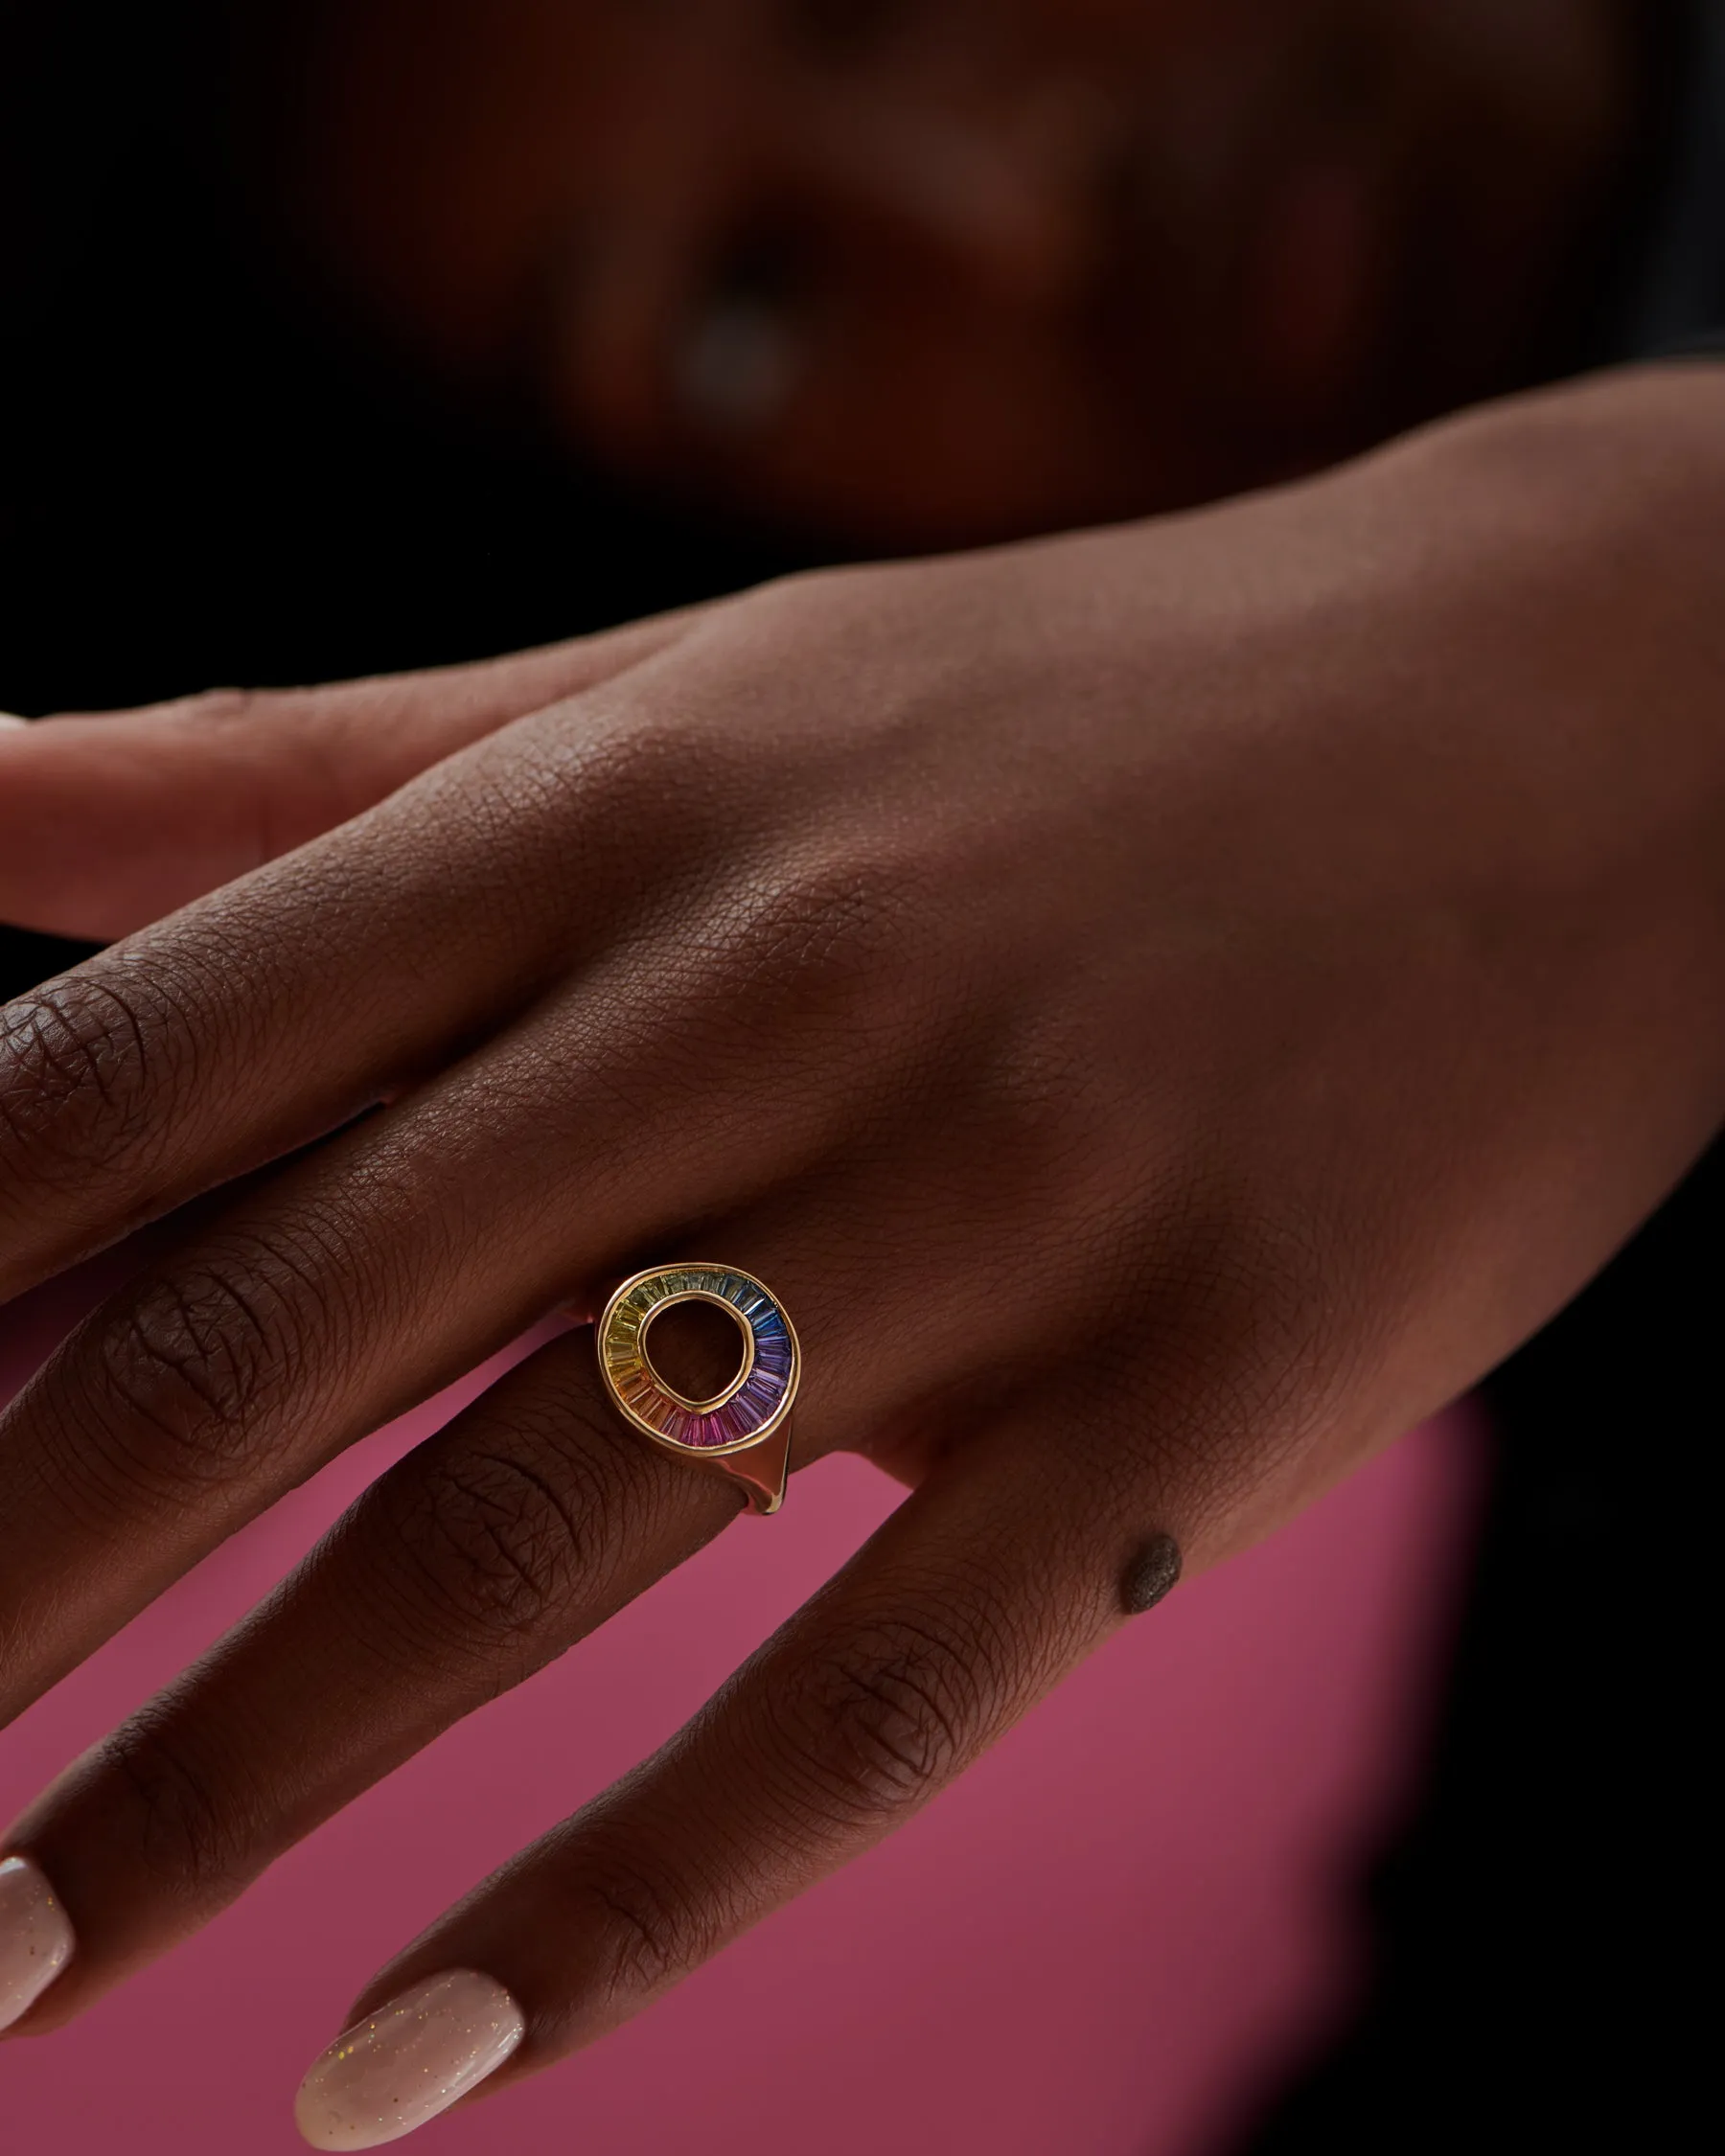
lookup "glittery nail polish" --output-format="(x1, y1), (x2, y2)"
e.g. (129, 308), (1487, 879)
(0, 1853), (77, 2031)
(295, 1970), (525, 2149)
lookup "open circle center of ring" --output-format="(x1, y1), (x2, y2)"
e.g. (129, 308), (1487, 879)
(640, 1292), (756, 1414)
(597, 1264), (800, 1457)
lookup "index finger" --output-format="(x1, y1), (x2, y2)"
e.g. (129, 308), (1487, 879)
(0, 671), (691, 1296)
(0, 603), (706, 940)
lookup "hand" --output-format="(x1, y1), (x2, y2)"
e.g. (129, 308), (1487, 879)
(2, 366), (1723, 2146)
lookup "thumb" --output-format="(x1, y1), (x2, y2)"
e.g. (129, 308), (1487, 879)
(0, 606), (705, 941)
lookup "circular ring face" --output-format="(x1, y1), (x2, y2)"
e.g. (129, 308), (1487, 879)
(597, 1264), (800, 1456)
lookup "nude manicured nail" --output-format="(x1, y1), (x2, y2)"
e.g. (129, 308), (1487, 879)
(0, 1853), (77, 2031)
(295, 1970), (526, 2149)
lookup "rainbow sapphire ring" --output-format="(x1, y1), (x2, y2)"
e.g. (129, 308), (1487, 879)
(595, 1264), (801, 1514)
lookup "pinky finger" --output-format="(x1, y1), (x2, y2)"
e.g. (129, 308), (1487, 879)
(292, 1415), (1182, 2149)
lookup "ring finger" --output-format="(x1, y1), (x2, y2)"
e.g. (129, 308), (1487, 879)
(296, 1392), (1163, 2149)
(0, 900), (903, 1733)
(0, 1179), (1038, 2030)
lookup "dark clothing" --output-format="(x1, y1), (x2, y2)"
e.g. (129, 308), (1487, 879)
(1630, 0), (1725, 348)
(1231, 1145), (1721, 2156)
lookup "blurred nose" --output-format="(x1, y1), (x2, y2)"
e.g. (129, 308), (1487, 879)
(559, 44), (1128, 451)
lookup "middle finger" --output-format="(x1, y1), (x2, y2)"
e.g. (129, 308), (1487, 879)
(0, 1160), (1026, 2029)
(0, 905), (900, 1731)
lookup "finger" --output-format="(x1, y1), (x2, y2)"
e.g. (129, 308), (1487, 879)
(0, 887), (925, 1727)
(294, 1411), (1171, 2148)
(0, 605), (705, 939)
(0, 1327), (742, 2032)
(0, 648), (724, 1292)
(0, 1135), (1092, 2031)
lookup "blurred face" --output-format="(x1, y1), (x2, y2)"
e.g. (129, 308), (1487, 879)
(267, 0), (1633, 545)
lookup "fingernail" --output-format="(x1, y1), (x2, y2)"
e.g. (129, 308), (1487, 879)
(0, 1853), (77, 2032)
(0, 712), (28, 727)
(295, 1970), (526, 2149)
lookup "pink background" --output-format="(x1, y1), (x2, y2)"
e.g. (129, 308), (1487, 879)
(2, 1250), (1481, 2156)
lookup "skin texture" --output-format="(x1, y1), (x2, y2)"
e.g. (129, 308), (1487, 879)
(259, 0), (1639, 542)
(1, 366), (1724, 2122)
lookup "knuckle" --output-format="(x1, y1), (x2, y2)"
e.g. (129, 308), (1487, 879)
(391, 1431), (626, 1649)
(173, 685), (271, 731)
(786, 1613), (988, 1822)
(575, 1847), (699, 2001)
(487, 710), (742, 929)
(548, 703), (738, 834)
(88, 1239), (328, 1491)
(732, 562), (886, 644)
(96, 1710), (247, 1893)
(0, 970), (183, 1189)
(730, 850), (920, 1015)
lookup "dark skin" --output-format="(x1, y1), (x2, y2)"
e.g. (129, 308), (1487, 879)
(1, 5), (1721, 2147)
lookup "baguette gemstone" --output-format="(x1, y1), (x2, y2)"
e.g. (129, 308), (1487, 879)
(597, 1263), (799, 1451)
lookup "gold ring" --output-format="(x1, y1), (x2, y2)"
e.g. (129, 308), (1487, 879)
(595, 1263), (800, 1514)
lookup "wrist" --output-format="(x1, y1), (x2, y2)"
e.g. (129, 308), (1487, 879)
(1370, 364), (1725, 1121)
(1332, 364), (1725, 901)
